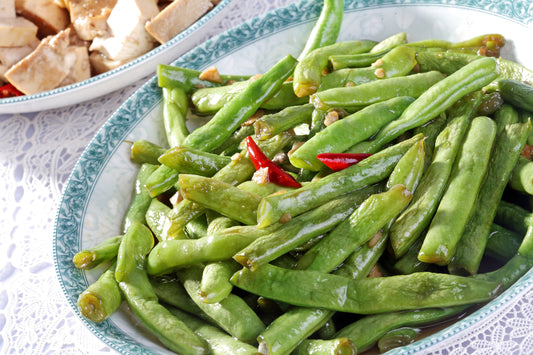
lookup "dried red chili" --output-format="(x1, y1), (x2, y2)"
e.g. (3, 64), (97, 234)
(0, 83), (23, 99)
(245, 136), (302, 188)
(316, 152), (373, 171)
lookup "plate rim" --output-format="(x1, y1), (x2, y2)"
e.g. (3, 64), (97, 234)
(53, 0), (533, 353)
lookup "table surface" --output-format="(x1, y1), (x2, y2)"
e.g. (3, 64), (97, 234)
(1, 0), (533, 354)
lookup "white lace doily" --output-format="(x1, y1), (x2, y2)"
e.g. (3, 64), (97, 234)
(1, 0), (532, 354)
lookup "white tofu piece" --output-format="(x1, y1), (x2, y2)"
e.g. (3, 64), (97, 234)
(66, 0), (117, 41)
(145, 0), (213, 44)
(89, 51), (129, 74)
(90, 0), (159, 61)
(0, 0), (16, 17)
(5, 28), (90, 95)
(15, 0), (69, 36)
(0, 17), (38, 47)
(0, 39), (39, 81)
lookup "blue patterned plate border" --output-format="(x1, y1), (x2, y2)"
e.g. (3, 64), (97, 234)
(54, 0), (533, 354)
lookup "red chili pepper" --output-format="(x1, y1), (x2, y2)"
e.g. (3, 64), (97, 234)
(246, 136), (302, 188)
(0, 83), (23, 98)
(316, 152), (373, 171)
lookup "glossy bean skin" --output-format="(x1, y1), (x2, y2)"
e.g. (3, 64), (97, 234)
(256, 230), (387, 355)
(178, 265), (266, 342)
(295, 185), (412, 273)
(77, 262), (122, 322)
(388, 93), (482, 258)
(348, 57), (499, 154)
(485, 224), (523, 262)
(509, 155), (533, 195)
(163, 87), (189, 147)
(290, 96), (414, 171)
(72, 235), (122, 270)
(319, 45), (417, 91)
(257, 134), (422, 228)
(157, 64), (250, 92)
(496, 78), (533, 112)
(294, 40), (378, 97)
(253, 104), (314, 140)
(182, 55), (297, 152)
(450, 121), (529, 275)
(163, 131), (294, 239)
(130, 139), (166, 165)
(158, 147), (231, 176)
(200, 260), (241, 304)
(377, 327), (418, 353)
(115, 223), (208, 355)
(419, 116), (497, 265)
(312, 71), (444, 111)
(230, 264), (501, 313)
(293, 338), (356, 355)
(166, 307), (261, 355)
(334, 306), (468, 353)
(144, 164), (180, 198)
(297, 0), (345, 60)
(234, 184), (382, 270)
(122, 163), (158, 233)
(178, 174), (262, 225)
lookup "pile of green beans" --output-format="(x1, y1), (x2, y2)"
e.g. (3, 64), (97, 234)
(73, 0), (533, 354)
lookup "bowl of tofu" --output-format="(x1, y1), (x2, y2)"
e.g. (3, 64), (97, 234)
(0, 0), (232, 113)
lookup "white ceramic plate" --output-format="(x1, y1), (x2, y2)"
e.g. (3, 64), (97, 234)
(0, 0), (233, 114)
(54, 0), (533, 354)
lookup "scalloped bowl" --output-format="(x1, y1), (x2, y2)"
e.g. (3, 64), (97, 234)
(54, 0), (533, 354)
(0, 0), (234, 114)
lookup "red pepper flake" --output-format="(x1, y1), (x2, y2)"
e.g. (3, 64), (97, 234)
(0, 83), (24, 99)
(246, 136), (302, 188)
(316, 152), (373, 171)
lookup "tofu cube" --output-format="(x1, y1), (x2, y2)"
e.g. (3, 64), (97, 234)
(0, 17), (38, 47)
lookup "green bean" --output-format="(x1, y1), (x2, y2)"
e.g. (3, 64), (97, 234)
(348, 57), (499, 154)
(485, 224), (523, 262)
(72, 235), (122, 270)
(115, 222), (208, 355)
(371, 32), (407, 53)
(257, 134), (422, 228)
(257, 231), (387, 355)
(122, 163), (158, 233)
(294, 40), (378, 97)
(163, 131), (294, 238)
(388, 92), (482, 258)
(77, 262), (122, 322)
(335, 306), (468, 352)
(163, 87), (189, 147)
(234, 184), (382, 270)
(145, 198), (182, 242)
(419, 116), (497, 265)
(144, 164), (180, 197)
(409, 33), (506, 52)
(254, 104), (314, 140)
(237, 180), (296, 197)
(178, 265), (266, 342)
(329, 49), (389, 70)
(185, 214), (209, 239)
(290, 96), (414, 171)
(130, 139), (166, 165)
(147, 224), (281, 275)
(295, 185), (412, 273)
(293, 338), (356, 355)
(386, 139), (426, 192)
(319, 45), (417, 91)
(389, 238), (430, 275)
(206, 214), (240, 235)
(192, 81), (307, 115)
(166, 307), (261, 355)
(297, 0), (345, 60)
(230, 264), (501, 313)
(149, 275), (204, 316)
(182, 55), (297, 152)
(415, 51), (480, 75)
(495, 78), (533, 112)
(493, 104), (520, 136)
(495, 200), (532, 235)
(312, 71), (444, 111)
(200, 260), (241, 304)
(212, 124), (255, 156)
(158, 147), (232, 176)
(450, 121), (529, 275)
(157, 64), (250, 92)
(412, 113), (447, 170)
(477, 91), (504, 116)
(178, 174), (262, 225)
(510, 155), (533, 195)
(377, 327), (418, 353)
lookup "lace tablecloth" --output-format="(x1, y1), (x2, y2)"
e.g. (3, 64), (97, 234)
(1, 0), (532, 354)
